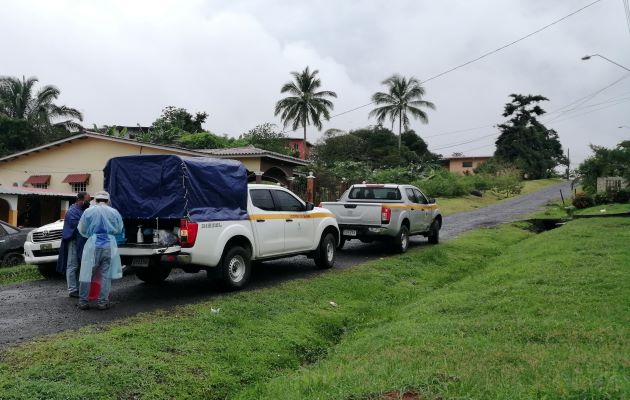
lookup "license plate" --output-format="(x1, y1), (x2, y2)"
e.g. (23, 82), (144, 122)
(41, 243), (52, 250)
(343, 229), (357, 237)
(131, 257), (150, 267)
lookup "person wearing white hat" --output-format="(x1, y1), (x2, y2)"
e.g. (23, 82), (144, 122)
(76, 190), (124, 310)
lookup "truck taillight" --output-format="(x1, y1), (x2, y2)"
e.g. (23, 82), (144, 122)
(179, 219), (198, 248)
(381, 207), (391, 224)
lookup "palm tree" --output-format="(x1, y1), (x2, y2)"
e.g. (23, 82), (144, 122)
(274, 67), (337, 157)
(0, 76), (83, 132)
(369, 74), (435, 152)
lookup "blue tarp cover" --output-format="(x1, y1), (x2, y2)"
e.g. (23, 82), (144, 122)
(104, 155), (248, 222)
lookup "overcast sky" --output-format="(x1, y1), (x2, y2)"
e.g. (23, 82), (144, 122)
(2, 0), (629, 165)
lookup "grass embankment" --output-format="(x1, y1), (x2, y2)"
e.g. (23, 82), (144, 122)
(0, 264), (41, 286)
(1, 217), (628, 399)
(531, 201), (630, 219)
(438, 178), (562, 215)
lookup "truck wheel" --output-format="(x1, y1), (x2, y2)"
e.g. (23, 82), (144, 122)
(394, 225), (410, 253)
(37, 263), (61, 278)
(315, 233), (336, 269)
(136, 264), (172, 284)
(428, 220), (440, 245)
(220, 246), (251, 290)
(3, 252), (24, 267)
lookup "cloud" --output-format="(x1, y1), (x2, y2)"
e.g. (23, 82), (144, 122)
(1, 0), (627, 163)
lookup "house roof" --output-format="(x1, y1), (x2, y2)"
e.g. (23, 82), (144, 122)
(283, 137), (314, 147)
(0, 132), (308, 166)
(443, 155), (492, 161)
(199, 145), (309, 166)
(0, 186), (76, 198)
(0, 131), (205, 163)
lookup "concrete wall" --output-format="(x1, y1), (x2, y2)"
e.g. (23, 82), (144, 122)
(597, 177), (628, 193)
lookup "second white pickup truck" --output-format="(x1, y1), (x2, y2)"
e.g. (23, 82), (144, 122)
(320, 184), (442, 252)
(105, 155), (340, 289)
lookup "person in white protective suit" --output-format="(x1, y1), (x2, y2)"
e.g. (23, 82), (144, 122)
(77, 190), (124, 310)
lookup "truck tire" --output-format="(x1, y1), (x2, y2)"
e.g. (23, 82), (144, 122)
(136, 263), (172, 284)
(315, 233), (336, 269)
(393, 225), (410, 253)
(428, 220), (440, 245)
(3, 252), (24, 267)
(220, 245), (251, 290)
(38, 263), (61, 278)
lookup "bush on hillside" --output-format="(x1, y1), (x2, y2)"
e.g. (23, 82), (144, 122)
(414, 169), (472, 197)
(611, 188), (630, 203)
(572, 192), (595, 209)
(593, 192), (612, 205)
(490, 173), (524, 198)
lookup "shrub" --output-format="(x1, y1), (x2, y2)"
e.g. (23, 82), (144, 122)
(611, 188), (630, 203)
(593, 192), (612, 205)
(572, 192), (595, 209)
(414, 169), (472, 198)
(491, 174), (524, 198)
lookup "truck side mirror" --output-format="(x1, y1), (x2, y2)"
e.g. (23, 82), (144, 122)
(305, 202), (315, 211)
(428, 198), (436, 204)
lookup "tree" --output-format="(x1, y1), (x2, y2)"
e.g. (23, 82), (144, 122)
(0, 76), (83, 132)
(274, 67), (337, 155)
(369, 74), (435, 152)
(578, 141), (630, 193)
(138, 106), (208, 145)
(242, 123), (292, 155)
(495, 94), (565, 179)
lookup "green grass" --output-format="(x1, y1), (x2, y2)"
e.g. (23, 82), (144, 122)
(439, 178), (563, 215)
(575, 203), (630, 216)
(530, 201), (630, 219)
(0, 264), (41, 286)
(0, 218), (628, 399)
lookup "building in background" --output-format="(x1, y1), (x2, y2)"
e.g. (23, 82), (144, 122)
(442, 155), (492, 175)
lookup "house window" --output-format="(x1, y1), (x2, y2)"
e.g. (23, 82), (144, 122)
(462, 161), (473, 168)
(24, 175), (51, 188)
(71, 182), (88, 193)
(293, 143), (299, 151)
(62, 173), (90, 193)
(33, 183), (49, 189)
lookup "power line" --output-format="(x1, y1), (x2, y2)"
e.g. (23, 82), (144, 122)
(280, 0), (605, 135)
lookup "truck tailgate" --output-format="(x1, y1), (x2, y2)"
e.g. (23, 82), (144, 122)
(320, 202), (383, 225)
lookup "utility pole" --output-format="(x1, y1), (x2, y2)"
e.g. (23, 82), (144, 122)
(566, 148), (570, 180)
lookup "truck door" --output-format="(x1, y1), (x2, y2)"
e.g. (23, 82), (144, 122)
(249, 189), (285, 257)
(271, 189), (314, 252)
(404, 188), (425, 233)
(413, 188), (432, 231)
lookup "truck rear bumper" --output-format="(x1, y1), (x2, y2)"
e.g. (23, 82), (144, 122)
(339, 224), (392, 239)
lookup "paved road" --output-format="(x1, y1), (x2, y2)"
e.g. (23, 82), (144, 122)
(0, 182), (570, 347)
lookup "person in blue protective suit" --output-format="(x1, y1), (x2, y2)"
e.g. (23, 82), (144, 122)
(56, 192), (90, 297)
(77, 190), (124, 310)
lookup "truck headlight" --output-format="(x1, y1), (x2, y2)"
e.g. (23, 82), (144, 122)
(26, 231), (33, 243)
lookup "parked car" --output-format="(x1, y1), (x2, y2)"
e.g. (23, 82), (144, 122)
(23, 219), (63, 277)
(320, 183), (442, 252)
(106, 154), (340, 289)
(0, 221), (34, 267)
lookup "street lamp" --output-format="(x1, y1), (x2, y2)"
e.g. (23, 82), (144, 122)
(581, 54), (630, 72)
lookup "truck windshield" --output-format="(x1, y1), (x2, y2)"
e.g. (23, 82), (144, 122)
(348, 187), (401, 201)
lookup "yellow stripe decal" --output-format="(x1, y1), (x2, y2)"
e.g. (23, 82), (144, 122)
(249, 212), (334, 220)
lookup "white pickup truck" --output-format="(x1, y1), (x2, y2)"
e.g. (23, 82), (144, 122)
(106, 155), (340, 290)
(320, 184), (442, 252)
(23, 219), (64, 277)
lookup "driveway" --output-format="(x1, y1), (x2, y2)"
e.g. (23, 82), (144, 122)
(0, 182), (571, 347)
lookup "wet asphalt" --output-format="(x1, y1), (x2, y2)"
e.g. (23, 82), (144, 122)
(0, 182), (571, 347)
